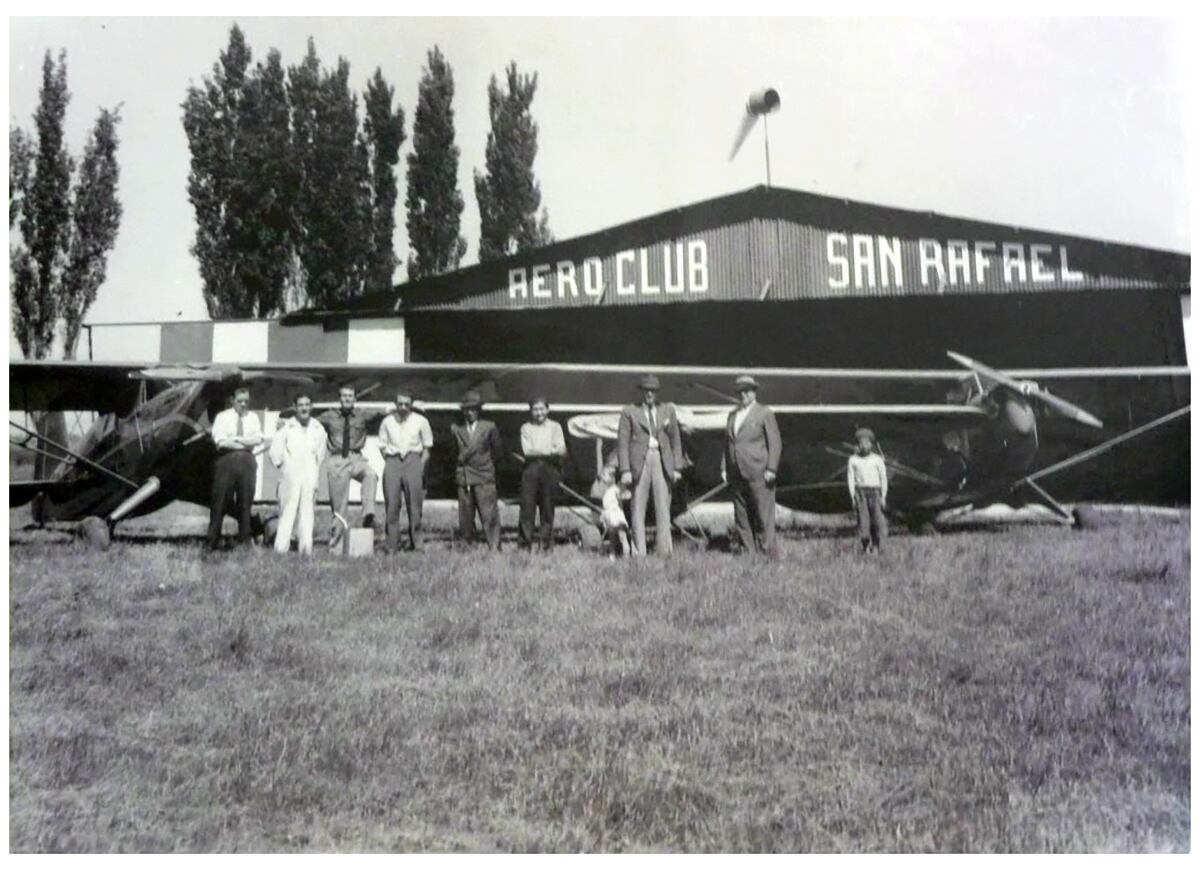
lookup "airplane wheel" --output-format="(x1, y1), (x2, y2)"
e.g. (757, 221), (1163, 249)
(574, 525), (602, 550)
(261, 516), (280, 547)
(913, 521), (940, 536)
(79, 516), (112, 550)
(1072, 504), (1101, 531)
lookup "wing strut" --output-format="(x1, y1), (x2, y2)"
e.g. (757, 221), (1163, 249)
(8, 420), (139, 489)
(1015, 405), (1190, 487)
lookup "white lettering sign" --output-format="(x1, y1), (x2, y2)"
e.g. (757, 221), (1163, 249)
(829, 232), (1084, 292)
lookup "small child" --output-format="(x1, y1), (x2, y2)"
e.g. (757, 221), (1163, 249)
(591, 464), (631, 557)
(847, 427), (888, 553)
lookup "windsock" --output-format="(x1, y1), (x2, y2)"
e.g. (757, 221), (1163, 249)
(729, 88), (780, 161)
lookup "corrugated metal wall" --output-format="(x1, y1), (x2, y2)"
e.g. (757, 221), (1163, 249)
(404, 214), (1182, 313)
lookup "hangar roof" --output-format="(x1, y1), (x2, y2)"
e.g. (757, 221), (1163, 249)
(284, 185), (1190, 322)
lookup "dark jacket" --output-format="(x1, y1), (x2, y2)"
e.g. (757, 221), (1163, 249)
(451, 419), (504, 486)
(725, 402), (782, 481)
(617, 402), (683, 481)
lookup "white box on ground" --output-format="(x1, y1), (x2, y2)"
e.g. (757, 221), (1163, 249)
(342, 528), (375, 557)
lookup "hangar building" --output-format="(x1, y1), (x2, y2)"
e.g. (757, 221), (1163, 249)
(83, 185), (1190, 504)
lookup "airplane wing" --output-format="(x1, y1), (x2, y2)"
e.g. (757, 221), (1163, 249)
(566, 404), (986, 441)
(9, 360), (146, 413)
(12, 357), (1184, 414)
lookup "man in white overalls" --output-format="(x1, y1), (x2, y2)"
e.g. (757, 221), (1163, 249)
(269, 393), (328, 555)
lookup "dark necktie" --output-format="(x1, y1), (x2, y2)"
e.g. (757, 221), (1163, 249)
(648, 405), (656, 433)
(341, 410), (351, 458)
(236, 413), (244, 438)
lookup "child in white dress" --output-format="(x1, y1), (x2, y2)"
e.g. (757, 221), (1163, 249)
(591, 463), (630, 557)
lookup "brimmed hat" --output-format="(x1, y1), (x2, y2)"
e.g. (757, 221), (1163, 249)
(460, 389), (483, 408)
(735, 375), (759, 391)
(638, 374), (661, 390)
(854, 427), (876, 443)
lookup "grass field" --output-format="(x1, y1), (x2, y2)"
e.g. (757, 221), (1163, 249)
(7, 513), (1190, 852)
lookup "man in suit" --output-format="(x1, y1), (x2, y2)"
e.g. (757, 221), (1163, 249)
(617, 374), (683, 556)
(725, 375), (782, 557)
(206, 386), (263, 550)
(451, 390), (504, 550)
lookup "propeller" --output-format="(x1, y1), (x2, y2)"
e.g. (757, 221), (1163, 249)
(729, 88), (781, 161)
(946, 351), (1103, 429)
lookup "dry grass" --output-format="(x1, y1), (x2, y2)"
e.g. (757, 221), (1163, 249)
(7, 513), (1190, 852)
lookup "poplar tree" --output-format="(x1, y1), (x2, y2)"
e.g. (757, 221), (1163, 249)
(11, 49), (123, 360)
(474, 62), (552, 263)
(11, 51), (73, 359)
(60, 107), (123, 359)
(363, 67), (406, 294)
(182, 26), (294, 318)
(289, 44), (373, 308)
(406, 46), (467, 279)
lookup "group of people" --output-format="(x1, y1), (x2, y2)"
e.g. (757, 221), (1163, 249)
(205, 373), (890, 557)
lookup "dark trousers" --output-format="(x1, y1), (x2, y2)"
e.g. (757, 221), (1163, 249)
(731, 471), (778, 555)
(519, 459), (560, 549)
(458, 481), (501, 550)
(207, 451), (256, 548)
(383, 454), (424, 553)
(855, 487), (887, 550)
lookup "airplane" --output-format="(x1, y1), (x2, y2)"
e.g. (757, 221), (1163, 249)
(8, 352), (1190, 549)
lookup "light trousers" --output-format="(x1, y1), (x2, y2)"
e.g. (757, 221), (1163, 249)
(325, 453), (378, 538)
(632, 448), (673, 556)
(275, 461), (320, 555)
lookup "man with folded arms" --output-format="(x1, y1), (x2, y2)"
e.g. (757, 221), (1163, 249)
(207, 386), (263, 550)
(519, 396), (568, 550)
(378, 393), (433, 554)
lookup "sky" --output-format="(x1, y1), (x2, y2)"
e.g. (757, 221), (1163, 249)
(6, 15), (1192, 328)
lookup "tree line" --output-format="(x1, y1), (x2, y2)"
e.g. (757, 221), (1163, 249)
(10, 25), (553, 359)
(183, 24), (552, 318)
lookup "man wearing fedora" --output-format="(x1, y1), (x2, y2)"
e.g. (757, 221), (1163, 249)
(451, 390), (504, 550)
(725, 375), (782, 557)
(617, 374), (683, 556)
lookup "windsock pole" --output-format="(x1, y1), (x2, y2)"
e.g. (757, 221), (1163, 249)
(763, 112), (772, 187)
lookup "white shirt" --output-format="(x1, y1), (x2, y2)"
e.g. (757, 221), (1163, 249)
(379, 411), (433, 457)
(269, 417), (328, 473)
(733, 401), (756, 435)
(521, 419), (567, 458)
(211, 408), (263, 451)
(847, 452), (888, 503)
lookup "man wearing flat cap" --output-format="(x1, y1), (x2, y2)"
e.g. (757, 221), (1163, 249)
(452, 390), (505, 550)
(725, 375), (783, 557)
(617, 373), (684, 556)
